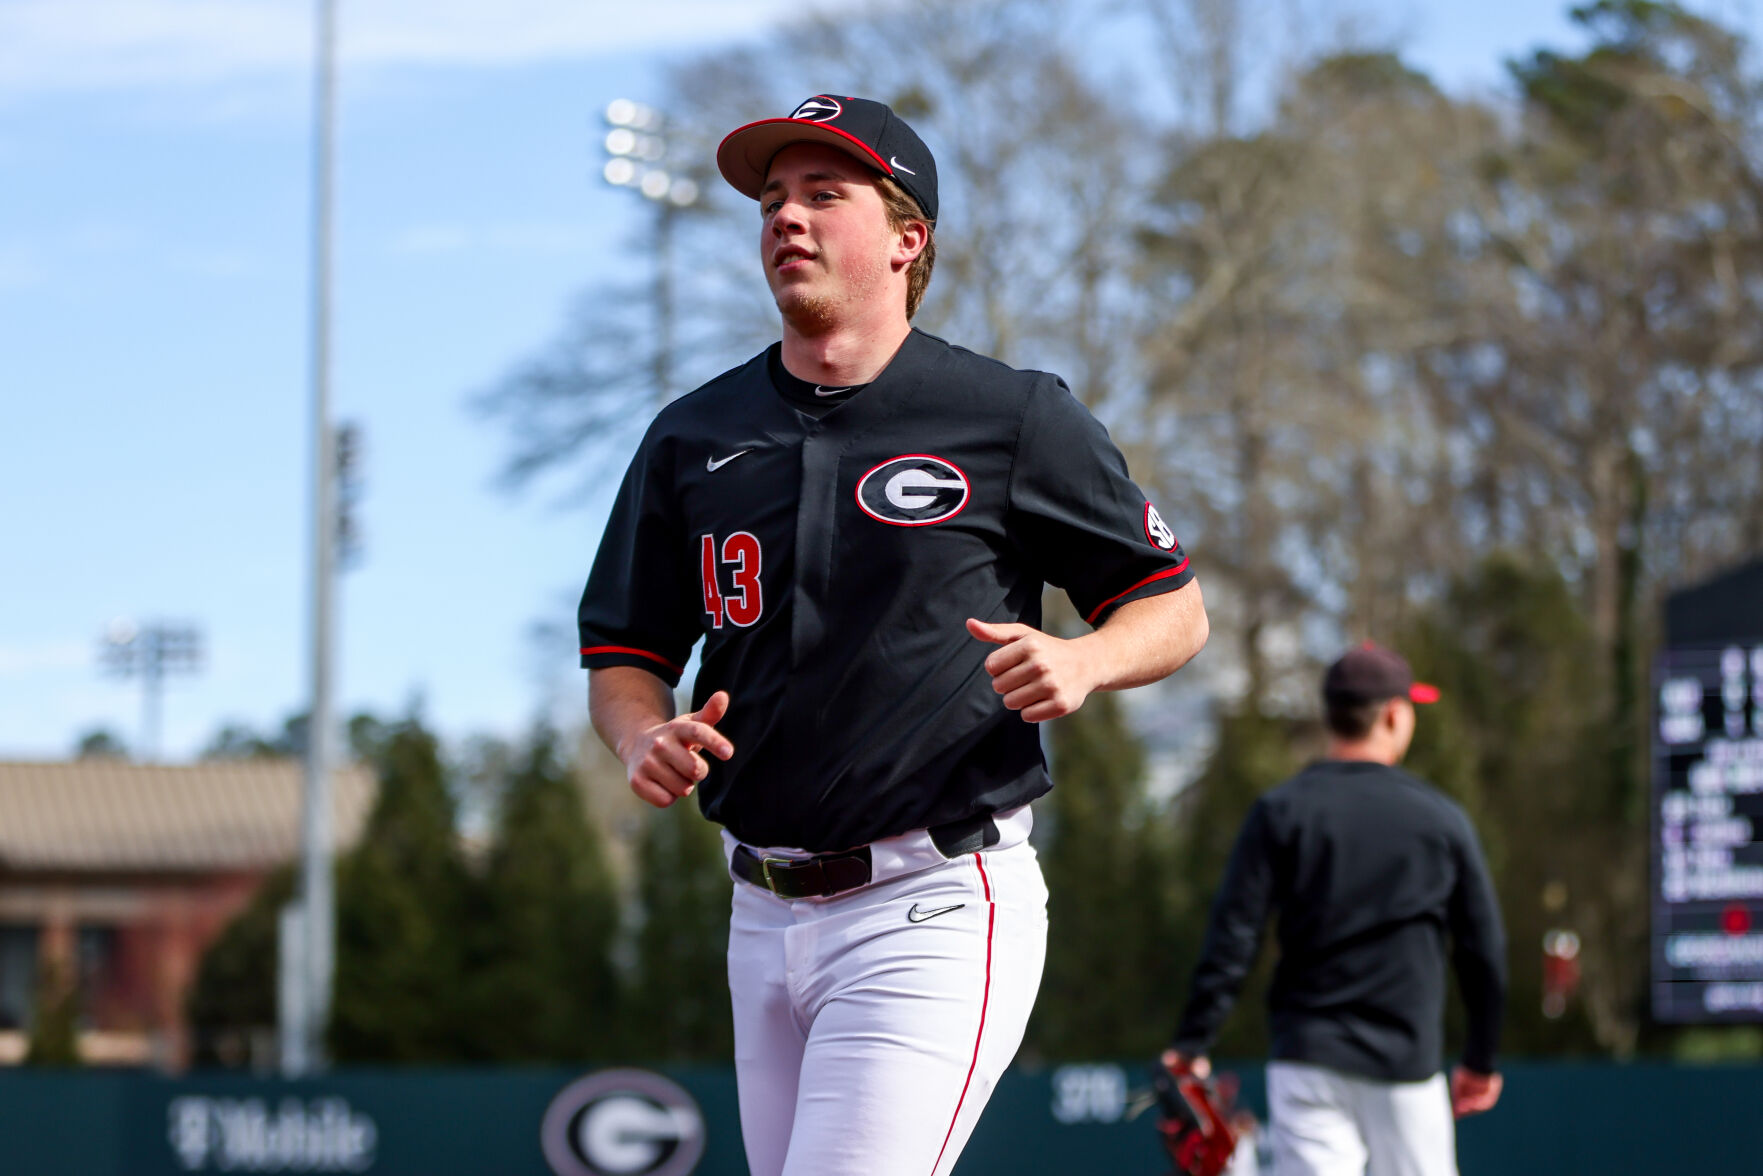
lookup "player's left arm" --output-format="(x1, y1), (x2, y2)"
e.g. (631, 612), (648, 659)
(967, 579), (1207, 723)
(1447, 810), (1508, 1115)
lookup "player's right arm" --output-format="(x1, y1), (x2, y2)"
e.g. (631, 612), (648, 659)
(590, 670), (732, 808)
(579, 419), (719, 807)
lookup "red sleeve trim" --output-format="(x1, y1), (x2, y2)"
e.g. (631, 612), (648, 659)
(580, 645), (683, 674)
(1084, 559), (1191, 625)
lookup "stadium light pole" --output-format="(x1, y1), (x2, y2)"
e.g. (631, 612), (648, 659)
(602, 100), (703, 404)
(287, 0), (339, 1079)
(98, 620), (204, 762)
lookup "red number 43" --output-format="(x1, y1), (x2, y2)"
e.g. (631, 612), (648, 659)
(700, 532), (763, 629)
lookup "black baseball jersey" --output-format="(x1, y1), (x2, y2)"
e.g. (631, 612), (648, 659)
(579, 328), (1193, 851)
(1170, 760), (1507, 1081)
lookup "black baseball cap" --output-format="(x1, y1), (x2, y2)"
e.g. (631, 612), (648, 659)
(1323, 642), (1440, 705)
(717, 94), (939, 223)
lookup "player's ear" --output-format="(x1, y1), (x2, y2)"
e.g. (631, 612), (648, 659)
(892, 218), (929, 268)
(1379, 697), (1403, 734)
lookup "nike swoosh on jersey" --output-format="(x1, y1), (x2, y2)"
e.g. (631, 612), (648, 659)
(906, 903), (966, 923)
(813, 386), (854, 397)
(706, 450), (750, 472)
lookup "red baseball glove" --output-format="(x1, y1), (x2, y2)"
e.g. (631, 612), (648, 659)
(1150, 1055), (1240, 1176)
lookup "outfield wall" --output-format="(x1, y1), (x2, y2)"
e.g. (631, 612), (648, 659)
(0, 1060), (1752, 1174)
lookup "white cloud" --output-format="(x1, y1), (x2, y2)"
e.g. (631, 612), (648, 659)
(0, 0), (855, 96)
(168, 248), (255, 276)
(482, 221), (596, 252)
(0, 640), (93, 676)
(0, 247), (45, 290)
(388, 222), (472, 255)
(387, 219), (596, 256)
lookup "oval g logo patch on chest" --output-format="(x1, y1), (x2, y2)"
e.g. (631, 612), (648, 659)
(857, 455), (970, 526)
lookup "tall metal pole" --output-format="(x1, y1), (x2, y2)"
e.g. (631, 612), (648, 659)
(291, 0), (338, 1077)
(654, 202), (674, 406)
(142, 641), (163, 763)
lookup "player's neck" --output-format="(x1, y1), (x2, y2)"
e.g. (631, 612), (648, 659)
(779, 311), (912, 387)
(1325, 736), (1402, 766)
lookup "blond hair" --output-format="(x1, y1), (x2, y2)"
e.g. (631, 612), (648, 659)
(877, 175), (935, 320)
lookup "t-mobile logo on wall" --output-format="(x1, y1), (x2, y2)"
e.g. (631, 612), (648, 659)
(167, 1096), (378, 1172)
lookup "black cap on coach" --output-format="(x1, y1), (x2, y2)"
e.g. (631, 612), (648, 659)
(717, 94), (939, 224)
(1323, 642), (1441, 706)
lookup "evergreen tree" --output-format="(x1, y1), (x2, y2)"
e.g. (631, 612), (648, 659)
(329, 713), (472, 1062)
(454, 724), (622, 1061)
(186, 866), (294, 1066)
(626, 803), (733, 1061)
(1029, 692), (1181, 1060)
(23, 955), (80, 1066)
(73, 728), (128, 760)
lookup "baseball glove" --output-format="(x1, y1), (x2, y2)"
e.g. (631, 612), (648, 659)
(1149, 1056), (1239, 1176)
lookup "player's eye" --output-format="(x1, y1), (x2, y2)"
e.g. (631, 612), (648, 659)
(762, 199), (783, 215)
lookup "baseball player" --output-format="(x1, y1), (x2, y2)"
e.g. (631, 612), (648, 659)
(579, 95), (1208, 1176)
(1164, 643), (1507, 1176)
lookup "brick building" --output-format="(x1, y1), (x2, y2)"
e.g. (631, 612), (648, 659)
(0, 759), (374, 1069)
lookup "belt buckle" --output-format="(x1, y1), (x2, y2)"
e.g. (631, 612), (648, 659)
(760, 855), (793, 894)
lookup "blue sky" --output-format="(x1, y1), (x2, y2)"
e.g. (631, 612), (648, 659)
(0, 0), (1749, 761)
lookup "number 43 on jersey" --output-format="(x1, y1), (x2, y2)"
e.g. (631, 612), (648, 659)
(700, 532), (764, 629)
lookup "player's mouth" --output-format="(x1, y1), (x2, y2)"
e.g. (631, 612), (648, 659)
(772, 244), (816, 273)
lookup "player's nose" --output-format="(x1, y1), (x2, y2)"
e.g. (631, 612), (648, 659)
(769, 196), (809, 235)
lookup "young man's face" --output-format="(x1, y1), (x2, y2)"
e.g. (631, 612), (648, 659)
(758, 142), (908, 327)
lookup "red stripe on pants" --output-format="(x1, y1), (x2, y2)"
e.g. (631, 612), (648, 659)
(932, 854), (995, 1175)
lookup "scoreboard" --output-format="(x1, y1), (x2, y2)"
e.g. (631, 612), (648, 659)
(1652, 642), (1763, 1022)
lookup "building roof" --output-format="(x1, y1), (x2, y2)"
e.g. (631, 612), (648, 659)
(0, 760), (376, 872)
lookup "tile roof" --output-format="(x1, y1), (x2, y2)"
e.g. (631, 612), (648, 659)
(0, 760), (376, 872)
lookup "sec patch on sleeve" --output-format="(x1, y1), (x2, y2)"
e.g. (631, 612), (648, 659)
(1145, 502), (1179, 551)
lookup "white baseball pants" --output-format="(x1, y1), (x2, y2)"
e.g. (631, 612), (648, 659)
(724, 807), (1047, 1176)
(1266, 1062), (1457, 1176)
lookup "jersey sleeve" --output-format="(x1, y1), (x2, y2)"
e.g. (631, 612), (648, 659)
(1007, 377), (1193, 625)
(577, 424), (700, 686)
(1448, 808), (1508, 1074)
(1170, 798), (1277, 1056)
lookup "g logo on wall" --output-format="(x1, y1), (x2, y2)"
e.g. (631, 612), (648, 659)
(857, 455), (970, 526)
(540, 1069), (706, 1176)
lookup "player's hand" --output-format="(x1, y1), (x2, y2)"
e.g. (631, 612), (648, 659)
(1159, 1048), (1211, 1079)
(1449, 1066), (1502, 1118)
(966, 618), (1099, 723)
(618, 691), (734, 809)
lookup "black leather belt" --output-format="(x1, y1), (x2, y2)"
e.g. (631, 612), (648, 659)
(730, 843), (873, 899)
(730, 812), (1000, 900)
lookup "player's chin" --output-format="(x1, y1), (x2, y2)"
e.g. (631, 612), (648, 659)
(773, 286), (838, 326)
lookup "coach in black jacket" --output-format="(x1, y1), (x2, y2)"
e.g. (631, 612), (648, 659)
(1167, 643), (1506, 1176)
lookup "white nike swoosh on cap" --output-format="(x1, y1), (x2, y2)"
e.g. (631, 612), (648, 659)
(890, 156), (916, 175)
(814, 386), (854, 397)
(706, 450), (750, 472)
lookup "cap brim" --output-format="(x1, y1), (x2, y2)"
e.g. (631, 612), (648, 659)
(717, 118), (892, 199)
(1409, 683), (1440, 704)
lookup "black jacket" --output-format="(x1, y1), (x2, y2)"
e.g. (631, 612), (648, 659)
(1171, 759), (1507, 1082)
